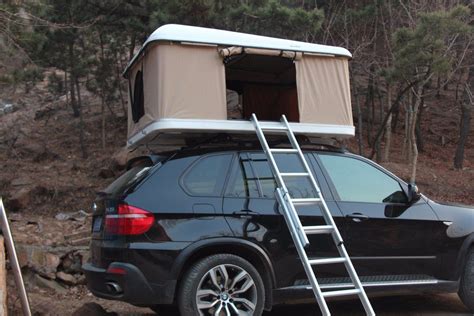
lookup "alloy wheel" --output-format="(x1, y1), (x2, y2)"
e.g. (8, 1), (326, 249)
(196, 263), (258, 316)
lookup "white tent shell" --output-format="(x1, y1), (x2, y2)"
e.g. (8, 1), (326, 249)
(124, 24), (354, 149)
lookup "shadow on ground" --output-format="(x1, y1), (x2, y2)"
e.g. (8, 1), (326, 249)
(264, 294), (470, 316)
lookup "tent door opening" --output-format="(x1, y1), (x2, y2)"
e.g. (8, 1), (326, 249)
(224, 53), (299, 122)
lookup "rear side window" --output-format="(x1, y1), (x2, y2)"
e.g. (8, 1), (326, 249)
(182, 154), (233, 196)
(319, 154), (407, 204)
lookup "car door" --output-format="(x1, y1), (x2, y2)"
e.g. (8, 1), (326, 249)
(223, 151), (347, 288)
(315, 152), (442, 279)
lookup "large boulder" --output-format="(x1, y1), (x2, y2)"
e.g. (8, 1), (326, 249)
(16, 245), (61, 279)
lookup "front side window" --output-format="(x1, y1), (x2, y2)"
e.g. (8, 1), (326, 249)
(319, 154), (407, 204)
(225, 155), (259, 198)
(242, 153), (317, 199)
(183, 154), (233, 196)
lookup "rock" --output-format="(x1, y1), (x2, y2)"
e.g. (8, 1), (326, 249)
(77, 250), (90, 265)
(34, 106), (57, 120)
(69, 237), (90, 246)
(98, 168), (114, 179)
(10, 177), (32, 187)
(8, 188), (32, 212)
(7, 185), (50, 212)
(75, 274), (87, 285)
(72, 303), (117, 316)
(56, 271), (77, 285)
(64, 231), (90, 241)
(0, 102), (14, 116)
(55, 210), (89, 222)
(45, 253), (61, 274)
(60, 251), (83, 273)
(16, 245), (61, 277)
(32, 274), (67, 294)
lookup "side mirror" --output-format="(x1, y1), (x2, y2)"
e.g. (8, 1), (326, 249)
(407, 183), (421, 204)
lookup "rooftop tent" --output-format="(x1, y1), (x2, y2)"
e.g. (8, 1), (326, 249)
(123, 24), (354, 148)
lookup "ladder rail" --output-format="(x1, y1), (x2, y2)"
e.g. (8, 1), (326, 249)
(280, 115), (374, 315)
(251, 114), (375, 316)
(276, 189), (331, 315)
(280, 115), (344, 243)
(251, 114), (310, 246)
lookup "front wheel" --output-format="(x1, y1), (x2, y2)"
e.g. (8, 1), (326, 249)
(459, 248), (474, 312)
(178, 254), (265, 316)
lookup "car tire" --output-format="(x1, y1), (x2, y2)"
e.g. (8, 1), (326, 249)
(178, 253), (265, 316)
(149, 304), (179, 315)
(459, 247), (474, 312)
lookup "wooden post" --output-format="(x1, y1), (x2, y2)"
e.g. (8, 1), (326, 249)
(0, 235), (6, 315)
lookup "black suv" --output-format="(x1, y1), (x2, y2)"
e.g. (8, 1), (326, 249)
(83, 146), (474, 315)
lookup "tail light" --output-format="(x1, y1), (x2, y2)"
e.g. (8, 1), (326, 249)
(105, 203), (154, 235)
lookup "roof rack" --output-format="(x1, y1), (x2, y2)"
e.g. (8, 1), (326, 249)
(142, 132), (346, 155)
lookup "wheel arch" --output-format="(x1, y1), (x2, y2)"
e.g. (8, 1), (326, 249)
(172, 238), (276, 311)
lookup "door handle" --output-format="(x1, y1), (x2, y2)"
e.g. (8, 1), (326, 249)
(232, 210), (260, 218)
(346, 212), (369, 223)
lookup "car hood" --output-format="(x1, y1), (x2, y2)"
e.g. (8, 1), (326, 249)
(428, 199), (474, 238)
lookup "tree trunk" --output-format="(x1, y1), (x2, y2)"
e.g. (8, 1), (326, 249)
(64, 71), (69, 110)
(454, 67), (473, 169)
(99, 36), (107, 149)
(101, 95), (106, 149)
(382, 84), (392, 162)
(415, 100), (425, 153)
(402, 101), (410, 162)
(75, 78), (87, 159)
(409, 85), (424, 183)
(365, 69), (375, 146)
(355, 91), (364, 156)
(369, 82), (416, 160)
(68, 42), (80, 117)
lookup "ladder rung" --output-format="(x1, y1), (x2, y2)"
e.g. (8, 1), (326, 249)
(280, 172), (309, 177)
(308, 257), (346, 265)
(322, 289), (361, 298)
(303, 225), (334, 234)
(270, 148), (298, 153)
(261, 125), (288, 131)
(291, 198), (321, 205)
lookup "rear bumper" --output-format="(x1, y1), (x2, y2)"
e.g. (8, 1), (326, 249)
(83, 262), (176, 305)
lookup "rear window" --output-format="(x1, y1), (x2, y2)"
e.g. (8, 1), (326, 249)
(103, 165), (152, 195)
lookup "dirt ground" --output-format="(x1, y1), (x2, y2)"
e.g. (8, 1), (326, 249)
(7, 290), (470, 315)
(1, 75), (473, 315)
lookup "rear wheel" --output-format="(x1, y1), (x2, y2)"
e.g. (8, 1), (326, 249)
(178, 254), (265, 316)
(459, 248), (474, 312)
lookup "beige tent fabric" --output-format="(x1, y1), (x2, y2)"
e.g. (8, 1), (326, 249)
(218, 46), (302, 60)
(295, 56), (353, 126)
(128, 43), (226, 138)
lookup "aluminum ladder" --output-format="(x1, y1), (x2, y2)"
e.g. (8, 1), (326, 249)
(251, 113), (375, 316)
